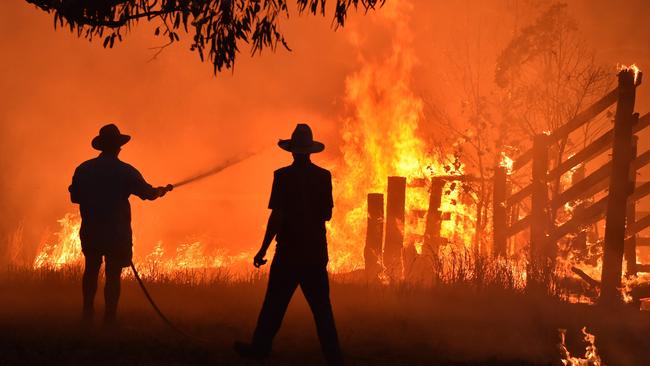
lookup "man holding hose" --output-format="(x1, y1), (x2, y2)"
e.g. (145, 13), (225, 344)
(69, 124), (172, 326)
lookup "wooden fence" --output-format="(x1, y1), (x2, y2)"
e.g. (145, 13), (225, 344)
(363, 175), (473, 280)
(492, 68), (648, 302)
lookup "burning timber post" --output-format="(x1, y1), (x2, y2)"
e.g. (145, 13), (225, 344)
(601, 69), (638, 305)
(625, 136), (639, 277)
(363, 175), (471, 281)
(529, 133), (552, 288)
(423, 178), (446, 257)
(364, 193), (384, 280)
(384, 176), (406, 280)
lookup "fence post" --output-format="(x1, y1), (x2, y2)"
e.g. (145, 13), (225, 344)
(529, 133), (550, 290)
(423, 178), (445, 256)
(384, 176), (406, 281)
(625, 135), (639, 277)
(364, 193), (384, 280)
(601, 69), (638, 305)
(493, 166), (508, 257)
(570, 164), (588, 258)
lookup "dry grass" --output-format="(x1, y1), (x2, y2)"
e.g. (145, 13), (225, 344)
(1, 261), (649, 366)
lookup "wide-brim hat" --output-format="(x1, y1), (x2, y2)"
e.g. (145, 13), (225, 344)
(278, 123), (324, 154)
(91, 124), (131, 151)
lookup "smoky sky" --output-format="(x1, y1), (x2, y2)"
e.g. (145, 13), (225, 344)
(1, 0), (650, 263)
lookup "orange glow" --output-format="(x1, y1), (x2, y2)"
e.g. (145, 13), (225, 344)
(12, 2), (646, 297)
(32, 1), (479, 278)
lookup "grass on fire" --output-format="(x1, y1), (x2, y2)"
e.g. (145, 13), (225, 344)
(1, 255), (649, 366)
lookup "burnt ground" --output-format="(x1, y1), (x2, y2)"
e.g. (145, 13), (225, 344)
(1, 268), (649, 366)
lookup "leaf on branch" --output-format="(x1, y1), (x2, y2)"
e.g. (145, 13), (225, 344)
(26, 0), (384, 73)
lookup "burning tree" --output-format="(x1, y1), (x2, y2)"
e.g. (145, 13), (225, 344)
(415, 2), (628, 296)
(25, 0), (384, 72)
(485, 3), (621, 295)
(425, 2), (612, 261)
(495, 2), (612, 205)
(493, 3), (612, 270)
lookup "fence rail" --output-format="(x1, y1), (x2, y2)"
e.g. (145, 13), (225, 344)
(492, 68), (648, 298)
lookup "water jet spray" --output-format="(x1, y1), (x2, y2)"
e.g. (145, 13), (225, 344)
(170, 150), (258, 189)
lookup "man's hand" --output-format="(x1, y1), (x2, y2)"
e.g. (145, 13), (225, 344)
(253, 249), (268, 268)
(156, 184), (174, 197)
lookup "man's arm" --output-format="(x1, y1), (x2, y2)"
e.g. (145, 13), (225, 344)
(129, 167), (172, 200)
(324, 170), (333, 221)
(254, 209), (283, 267)
(255, 170), (283, 267)
(68, 168), (81, 204)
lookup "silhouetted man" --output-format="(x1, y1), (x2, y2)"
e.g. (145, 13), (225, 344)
(234, 124), (343, 365)
(69, 124), (172, 325)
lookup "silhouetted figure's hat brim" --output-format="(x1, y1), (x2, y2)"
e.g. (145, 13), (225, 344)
(91, 124), (131, 151)
(278, 123), (325, 154)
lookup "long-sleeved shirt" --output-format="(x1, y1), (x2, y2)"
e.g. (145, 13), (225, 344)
(268, 160), (333, 266)
(69, 152), (160, 254)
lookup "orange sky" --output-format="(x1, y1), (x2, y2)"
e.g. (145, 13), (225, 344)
(2, 0), (650, 265)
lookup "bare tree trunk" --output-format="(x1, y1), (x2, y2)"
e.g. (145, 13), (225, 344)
(493, 167), (508, 257)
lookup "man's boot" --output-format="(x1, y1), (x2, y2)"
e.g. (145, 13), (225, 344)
(81, 304), (94, 328)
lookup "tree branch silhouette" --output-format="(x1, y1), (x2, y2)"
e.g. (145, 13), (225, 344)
(25, 0), (384, 73)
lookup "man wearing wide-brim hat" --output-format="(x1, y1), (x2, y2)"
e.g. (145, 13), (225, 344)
(69, 123), (173, 325)
(235, 124), (343, 365)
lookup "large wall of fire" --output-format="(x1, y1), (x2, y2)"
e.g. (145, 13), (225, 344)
(1, 0), (650, 273)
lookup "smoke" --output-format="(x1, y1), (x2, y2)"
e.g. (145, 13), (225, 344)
(1, 0), (650, 265)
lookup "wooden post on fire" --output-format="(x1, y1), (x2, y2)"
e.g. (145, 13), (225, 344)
(364, 193), (384, 280)
(493, 166), (508, 258)
(384, 176), (406, 280)
(423, 178), (445, 257)
(570, 164), (588, 257)
(601, 68), (639, 305)
(625, 136), (639, 277)
(528, 133), (550, 290)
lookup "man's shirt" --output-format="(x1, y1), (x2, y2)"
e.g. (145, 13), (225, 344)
(69, 153), (159, 253)
(269, 160), (333, 266)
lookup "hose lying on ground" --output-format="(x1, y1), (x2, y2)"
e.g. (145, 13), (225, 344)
(130, 261), (209, 344)
(129, 151), (259, 342)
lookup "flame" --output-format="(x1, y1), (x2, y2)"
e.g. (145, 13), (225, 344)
(555, 239), (647, 305)
(326, 0), (475, 274)
(621, 273), (650, 304)
(33, 213), (252, 276)
(32, 0), (478, 279)
(559, 327), (602, 366)
(136, 241), (253, 277)
(618, 63), (641, 84)
(499, 152), (514, 174)
(33, 213), (83, 269)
